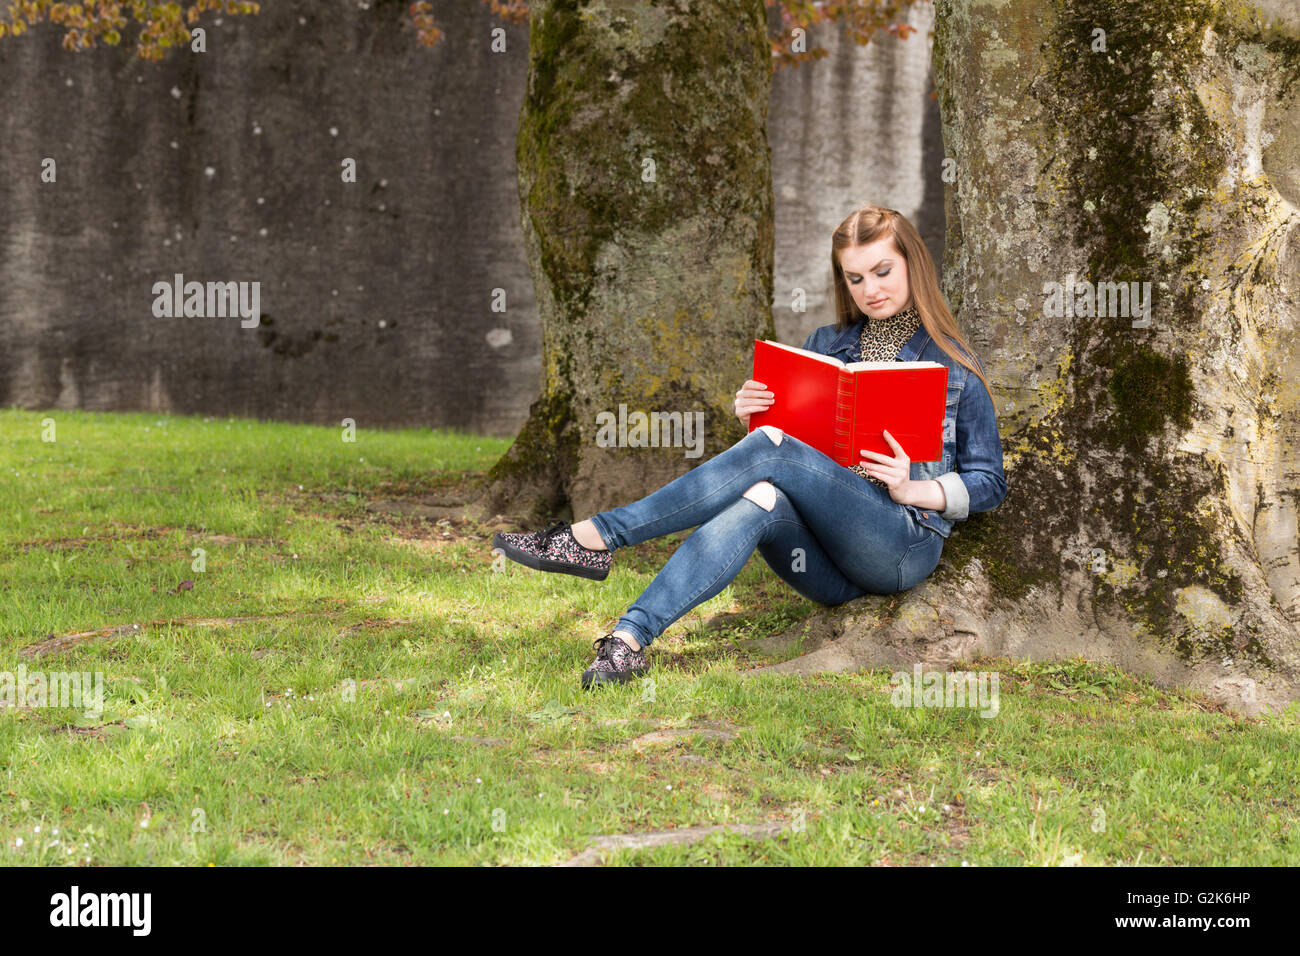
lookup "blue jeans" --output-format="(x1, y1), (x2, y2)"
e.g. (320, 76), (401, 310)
(588, 426), (943, 648)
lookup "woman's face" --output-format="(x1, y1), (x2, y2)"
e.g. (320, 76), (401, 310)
(839, 237), (913, 320)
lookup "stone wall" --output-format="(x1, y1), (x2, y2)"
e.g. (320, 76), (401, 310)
(0, 0), (942, 436)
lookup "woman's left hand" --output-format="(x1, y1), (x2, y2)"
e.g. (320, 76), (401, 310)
(859, 430), (912, 503)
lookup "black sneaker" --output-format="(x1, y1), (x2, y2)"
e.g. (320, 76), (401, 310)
(581, 633), (648, 689)
(492, 521), (612, 581)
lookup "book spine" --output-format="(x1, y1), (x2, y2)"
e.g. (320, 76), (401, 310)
(831, 368), (854, 466)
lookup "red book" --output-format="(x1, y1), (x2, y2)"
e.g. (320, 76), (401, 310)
(748, 339), (948, 464)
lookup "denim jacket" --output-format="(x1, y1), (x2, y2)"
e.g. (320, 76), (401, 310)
(799, 319), (1007, 539)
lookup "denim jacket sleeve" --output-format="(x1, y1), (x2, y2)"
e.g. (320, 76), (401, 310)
(933, 371), (1007, 521)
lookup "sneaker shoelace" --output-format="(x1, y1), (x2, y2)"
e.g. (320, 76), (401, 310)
(591, 634), (619, 664)
(533, 521), (570, 551)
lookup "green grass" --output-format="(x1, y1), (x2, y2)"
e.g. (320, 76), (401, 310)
(1, 406), (1297, 865)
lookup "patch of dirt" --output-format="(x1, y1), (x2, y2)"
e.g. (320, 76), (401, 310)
(365, 500), (476, 521)
(52, 722), (128, 739)
(629, 727), (738, 751)
(580, 717), (747, 752)
(447, 736), (509, 747)
(339, 677), (424, 693)
(21, 609), (350, 660)
(20, 623), (145, 659)
(557, 820), (790, 867)
(11, 525), (274, 554)
(855, 776), (976, 864)
(1044, 710), (1115, 726)
(364, 509), (508, 554)
(339, 618), (414, 635)
(627, 719), (746, 754)
(905, 801), (976, 865)
(12, 524), (170, 553)
(200, 533), (269, 546)
(699, 783), (735, 802)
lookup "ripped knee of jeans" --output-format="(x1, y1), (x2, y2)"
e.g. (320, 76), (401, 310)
(756, 424), (784, 446)
(742, 480), (777, 512)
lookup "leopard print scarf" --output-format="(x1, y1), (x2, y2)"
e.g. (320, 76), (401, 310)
(847, 304), (921, 488)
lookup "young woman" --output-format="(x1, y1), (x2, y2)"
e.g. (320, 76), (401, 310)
(494, 203), (1007, 689)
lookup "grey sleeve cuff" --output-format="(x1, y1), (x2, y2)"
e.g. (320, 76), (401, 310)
(935, 471), (970, 521)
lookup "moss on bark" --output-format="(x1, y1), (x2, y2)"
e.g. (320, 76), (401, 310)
(482, 0), (774, 519)
(930, 0), (1297, 668)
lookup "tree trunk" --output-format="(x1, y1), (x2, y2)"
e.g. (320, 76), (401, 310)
(754, 0), (1300, 716)
(472, 0), (775, 523)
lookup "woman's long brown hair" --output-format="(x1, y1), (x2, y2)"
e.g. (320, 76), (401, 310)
(830, 203), (997, 412)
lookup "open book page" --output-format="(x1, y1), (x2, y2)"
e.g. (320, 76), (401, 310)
(845, 360), (946, 371)
(759, 340), (845, 367)
(759, 341), (942, 372)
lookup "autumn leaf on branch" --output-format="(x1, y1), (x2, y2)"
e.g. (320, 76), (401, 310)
(0, 0), (261, 59)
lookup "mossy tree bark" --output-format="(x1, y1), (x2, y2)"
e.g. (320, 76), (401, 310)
(473, 0), (775, 523)
(756, 0), (1300, 716)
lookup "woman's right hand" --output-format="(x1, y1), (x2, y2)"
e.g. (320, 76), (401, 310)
(734, 379), (774, 428)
